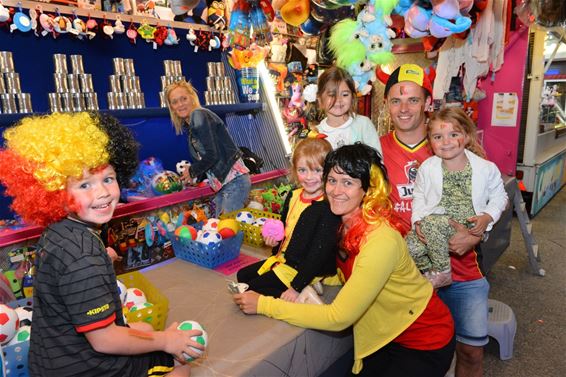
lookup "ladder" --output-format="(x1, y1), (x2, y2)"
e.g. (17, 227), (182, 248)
(511, 180), (545, 276)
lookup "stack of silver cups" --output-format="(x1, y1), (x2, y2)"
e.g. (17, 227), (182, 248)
(108, 57), (145, 110)
(204, 62), (236, 106)
(0, 51), (33, 114)
(49, 54), (98, 113)
(159, 60), (185, 107)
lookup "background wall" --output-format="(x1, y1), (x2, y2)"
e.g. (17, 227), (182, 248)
(477, 27), (530, 176)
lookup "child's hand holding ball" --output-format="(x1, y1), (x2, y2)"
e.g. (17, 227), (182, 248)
(164, 321), (207, 362)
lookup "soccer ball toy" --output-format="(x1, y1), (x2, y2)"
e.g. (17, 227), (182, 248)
(217, 218), (239, 239)
(6, 325), (31, 346)
(15, 306), (33, 327)
(176, 160), (191, 175)
(252, 217), (268, 227)
(124, 288), (147, 310)
(236, 211), (255, 224)
(177, 320), (208, 361)
(151, 171), (183, 195)
(202, 218), (220, 232)
(0, 304), (19, 345)
(116, 280), (128, 304)
(129, 302), (154, 312)
(198, 230), (222, 246)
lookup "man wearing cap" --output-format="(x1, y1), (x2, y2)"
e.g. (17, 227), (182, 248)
(380, 64), (485, 377)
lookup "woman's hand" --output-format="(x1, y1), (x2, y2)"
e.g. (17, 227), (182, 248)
(233, 291), (260, 314)
(280, 288), (299, 302)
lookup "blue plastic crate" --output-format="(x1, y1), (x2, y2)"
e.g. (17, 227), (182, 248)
(3, 298), (33, 377)
(169, 228), (243, 269)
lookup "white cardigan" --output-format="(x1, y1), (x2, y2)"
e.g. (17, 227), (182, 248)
(411, 149), (508, 232)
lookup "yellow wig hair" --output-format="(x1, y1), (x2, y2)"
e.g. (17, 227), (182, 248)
(0, 112), (110, 225)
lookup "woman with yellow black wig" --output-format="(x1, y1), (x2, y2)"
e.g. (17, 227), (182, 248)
(234, 143), (456, 377)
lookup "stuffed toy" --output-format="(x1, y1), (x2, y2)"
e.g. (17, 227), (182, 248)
(207, 0), (227, 31)
(329, 0), (396, 94)
(402, 0), (472, 39)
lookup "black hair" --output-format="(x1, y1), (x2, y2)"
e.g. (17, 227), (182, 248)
(91, 112), (140, 188)
(323, 143), (387, 191)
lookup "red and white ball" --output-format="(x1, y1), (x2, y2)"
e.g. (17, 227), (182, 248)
(0, 304), (19, 345)
(124, 288), (147, 310)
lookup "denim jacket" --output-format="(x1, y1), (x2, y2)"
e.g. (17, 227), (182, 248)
(184, 108), (243, 183)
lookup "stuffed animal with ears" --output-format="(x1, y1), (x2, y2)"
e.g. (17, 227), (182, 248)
(270, 35), (288, 63)
(403, 0), (472, 39)
(329, 0), (396, 94)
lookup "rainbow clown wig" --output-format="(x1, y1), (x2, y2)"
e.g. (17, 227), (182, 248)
(0, 112), (138, 226)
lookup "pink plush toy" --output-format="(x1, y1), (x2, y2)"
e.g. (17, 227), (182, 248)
(261, 219), (285, 241)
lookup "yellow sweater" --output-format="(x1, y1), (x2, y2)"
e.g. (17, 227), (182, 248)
(258, 222), (433, 374)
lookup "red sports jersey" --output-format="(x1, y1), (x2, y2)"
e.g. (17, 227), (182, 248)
(380, 132), (432, 234)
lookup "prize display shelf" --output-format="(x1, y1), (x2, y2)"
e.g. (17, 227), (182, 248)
(0, 103), (264, 128)
(0, 168), (288, 248)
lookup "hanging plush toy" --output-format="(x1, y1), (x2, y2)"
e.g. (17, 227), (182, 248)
(329, 0), (396, 95)
(207, 0), (227, 30)
(280, 0), (310, 27)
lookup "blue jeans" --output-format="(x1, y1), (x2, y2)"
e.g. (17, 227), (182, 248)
(214, 173), (251, 217)
(437, 277), (490, 347)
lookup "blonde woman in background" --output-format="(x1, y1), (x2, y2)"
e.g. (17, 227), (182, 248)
(165, 81), (251, 216)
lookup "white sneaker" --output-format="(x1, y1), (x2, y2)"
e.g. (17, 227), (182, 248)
(296, 286), (324, 305)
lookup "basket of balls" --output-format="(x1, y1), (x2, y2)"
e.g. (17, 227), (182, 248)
(1, 297), (34, 377)
(220, 209), (281, 247)
(118, 271), (169, 331)
(168, 222), (244, 269)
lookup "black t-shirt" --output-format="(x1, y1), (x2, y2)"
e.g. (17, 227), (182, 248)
(28, 218), (172, 376)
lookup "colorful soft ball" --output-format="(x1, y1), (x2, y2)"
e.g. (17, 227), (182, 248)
(116, 280), (127, 304)
(217, 218), (239, 239)
(129, 302), (154, 312)
(174, 225), (198, 242)
(6, 325), (31, 346)
(177, 320), (208, 361)
(124, 288), (147, 310)
(198, 230), (222, 246)
(15, 306), (33, 327)
(151, 170), (183, 195)
(261, 219), (285, 241)
(202, 218), (220, 232)
(236, 211), (255, 224)
(0, 304), (19, 345)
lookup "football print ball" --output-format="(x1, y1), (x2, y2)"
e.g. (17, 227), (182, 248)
(124, 288), (147, 310)
(15, 306), (33, 327)
(176, 160), (191, 175)
(129, 302), (154, 312)
(252, 217), (268, 227)
(202, 218), (220, 232)
(177, 320), (208, 361)
(0, 304), (19, 345)
(6, 325), (31, 346)
(235, 211), (255, 224)
(116, 280), (128, 304)
(198, 230), (222, 246)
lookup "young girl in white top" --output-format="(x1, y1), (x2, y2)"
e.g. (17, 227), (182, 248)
(316, 66), (382, 153)
(406, 107), (508, 288)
